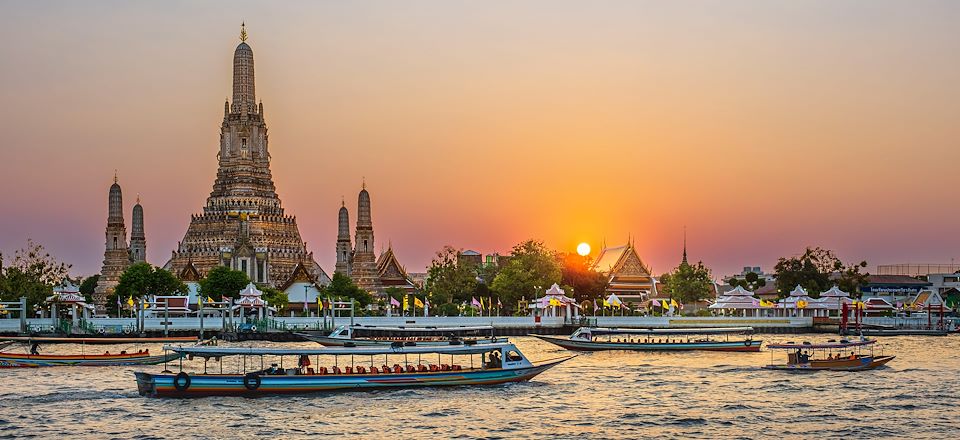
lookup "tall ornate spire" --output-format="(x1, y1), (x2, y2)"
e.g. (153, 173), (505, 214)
(352, 183), (380, 293)
(131, 196), (146, 264)
(681, 227), (688, 265)
(231, 23), (256, 114)
(95, 176), (131, 314)
(335, 201), (352, 275)
(240, 22), (247, 42)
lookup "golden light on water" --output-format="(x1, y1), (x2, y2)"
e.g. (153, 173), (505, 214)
(576, 242), (591, 256)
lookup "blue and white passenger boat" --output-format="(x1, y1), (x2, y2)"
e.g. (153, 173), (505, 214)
(134, 342), (572, 397)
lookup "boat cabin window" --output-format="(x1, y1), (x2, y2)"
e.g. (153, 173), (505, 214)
(505, 350), (523, 362)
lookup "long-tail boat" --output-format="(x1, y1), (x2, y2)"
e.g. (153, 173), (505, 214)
(0, 348), (182, 368)
(296, 324), (499, 347)
(134, 342), (573, 397)
(532, 327), (761, 352)
(0, 336), (193, 368)
(763, 338), (894, 371)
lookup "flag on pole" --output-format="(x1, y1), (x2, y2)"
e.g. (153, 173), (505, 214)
(593, 299), (599, 311)
(471, 297), (482, 309)
(127, 296), (134, 307)
(670, 298), (679, 308)
(403, 295), (409, 311)
(390, 296), (400, 307)
(602, 298), (610, 308)
(414, 297), (424, 309)
(661, 299), (669, 309)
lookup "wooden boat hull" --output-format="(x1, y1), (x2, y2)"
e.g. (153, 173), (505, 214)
(0, 352), (182, 368)
(298, 333), (500, 347)
(764, 355), (895, 371)
(134, 357), (572, 398)
(0, 336), (198, 345)
(532, 334), (762, 352)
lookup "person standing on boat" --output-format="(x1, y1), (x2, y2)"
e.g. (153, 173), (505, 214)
(30, 343), (40, 355)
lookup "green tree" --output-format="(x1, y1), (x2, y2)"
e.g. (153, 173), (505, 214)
(424, 246), (478, 305)
(115, 263), (187, 300)
(198, 266), (250, 301)
(0, 240), (72, 310)
(491, 239), (562, 314)
(79, 274), (99, 303)
(321, 272), (374, 309)
(560, 252), (608, 301)
(774, 247), (869, 298)
(259, 286), (289, 312)
(658, 260), (714, 305)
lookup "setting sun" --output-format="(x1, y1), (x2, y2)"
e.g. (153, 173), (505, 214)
(576, 242), (591, 256)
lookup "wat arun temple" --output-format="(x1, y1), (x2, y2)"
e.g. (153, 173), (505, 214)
(161, 26), (329, 288)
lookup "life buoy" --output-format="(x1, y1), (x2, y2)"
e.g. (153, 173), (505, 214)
(173, 372), (191, 391)
(243, 373), (261, 391)
(744, 339), (752, 347)
(123, 329), (131, 335)
(250, 325), (257, 333)
(98, 328), (105, 334)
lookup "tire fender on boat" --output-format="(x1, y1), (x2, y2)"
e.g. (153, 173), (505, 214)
(243, 373), (261, 391)
(744, 340), (752, 346)
(173, 372), (191, 391)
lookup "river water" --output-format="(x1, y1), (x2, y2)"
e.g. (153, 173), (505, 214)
(0, 335), (957, 439)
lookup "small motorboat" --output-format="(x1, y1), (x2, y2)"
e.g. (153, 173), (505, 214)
(134, 342), (573, 397)
(532, 327), (762, 352)
(763, 338), (894, 371)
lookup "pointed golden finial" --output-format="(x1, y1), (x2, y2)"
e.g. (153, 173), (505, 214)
(341, 196), (345, 207)
(240, 22), (248, 42)
(114, 169), (118, 184)
(362, 177), (366, 190)
(137, 193), (141, 204)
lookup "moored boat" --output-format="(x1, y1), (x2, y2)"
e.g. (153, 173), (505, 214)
(134, 342), (572, 398)
(0, 349), (181, 368)
(533, 327), (761, 352)
(297, 325), (500, 347)
(763, 338), (894, 371)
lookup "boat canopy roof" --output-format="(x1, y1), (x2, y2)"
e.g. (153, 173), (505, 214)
(164, 342), (516, 358)
(0, 336), (198, 345)
(767, 339), (876, 349)
(578, 327), (755, 335)
(351, 325), (494, 332)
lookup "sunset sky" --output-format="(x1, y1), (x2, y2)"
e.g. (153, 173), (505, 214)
(2, 1), (959, 278)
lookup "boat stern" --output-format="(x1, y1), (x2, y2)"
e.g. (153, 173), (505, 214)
(134, 372), (157, 397)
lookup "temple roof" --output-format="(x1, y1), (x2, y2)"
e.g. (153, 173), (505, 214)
(592, 241), (652, 277)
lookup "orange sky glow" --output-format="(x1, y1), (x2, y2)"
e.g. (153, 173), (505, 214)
(2, 1), (959, 277)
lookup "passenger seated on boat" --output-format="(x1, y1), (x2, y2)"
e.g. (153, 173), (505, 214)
(307, 367), (315, 375)
(345, 366), (353, 374)
(429, 365), (439, 372)
(381, 365), (391, 373)
(333, 366), (343, 374)
(452, 365), (462, 371)
(417, 365), (427, 372)
(120, 350), (127, 355)
(405, 365), (416, 373)
(318, 366), (328, 375)
(848, 352), (856, 360)
(441, 364), (450, 371)
(356, 366), (366, 374)
(394, 365), (403, 374)
(371, 366), (380, 374)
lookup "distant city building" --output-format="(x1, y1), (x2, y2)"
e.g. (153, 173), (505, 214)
(592, 239), (657, 303)
(860, 274), (932, 304)
(876, 263), (960, 278)
(458, 250), (482, 268)
(163, 26), (329, 289)
(724, 266), (776, 285)
(924, 273), (960, 295)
